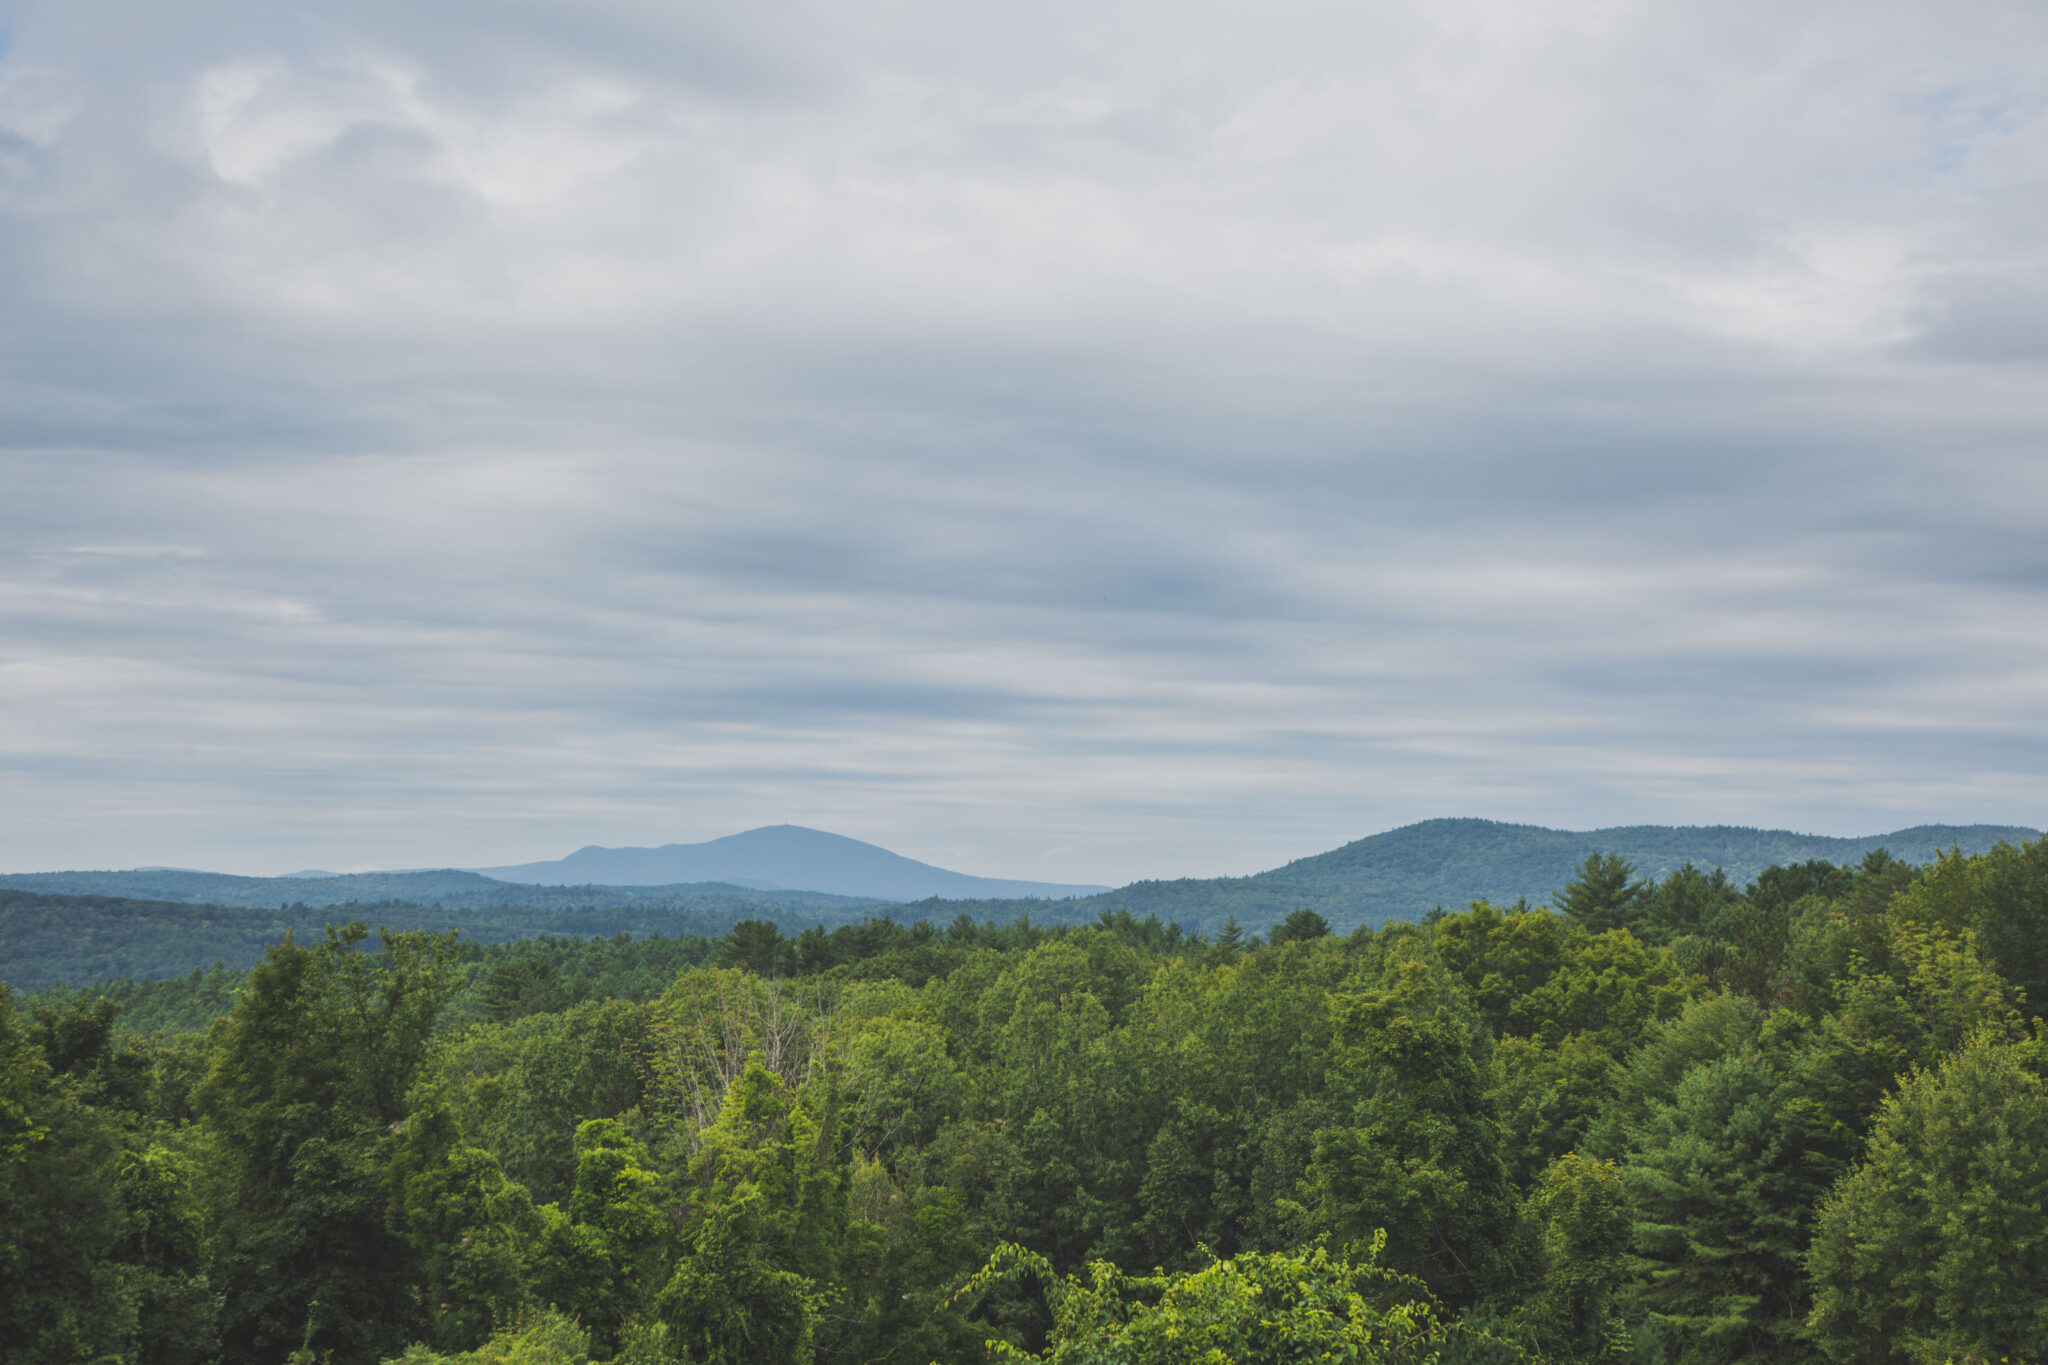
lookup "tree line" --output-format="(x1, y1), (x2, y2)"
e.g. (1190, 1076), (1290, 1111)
(4, 837), (2047, 1363)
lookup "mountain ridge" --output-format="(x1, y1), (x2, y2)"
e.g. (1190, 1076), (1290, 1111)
(0, 866), (886, 914)
(473, 824), (1110, 901)
(4, 820), (2037, 979)
(900, 818), (2043, 933)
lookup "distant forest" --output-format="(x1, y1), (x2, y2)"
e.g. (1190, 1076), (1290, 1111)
(6, 835), (2048, 1362)
(901, 820), (2041, 932)
(4, 820), (2034, 989)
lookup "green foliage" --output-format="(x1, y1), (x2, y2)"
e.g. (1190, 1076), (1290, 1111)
(1579, 991), (1766, 1159)
(384, 1307), (594, 1364)
(1271, 908), (1335, 944)
(1527, 1153), (1633, 1358)
(0, 887), (740, 990)
(200, 923), (464, 1365)
(524, 1118), (672, 1351)
(970, 936), (1157, 1268)
(1435, 900), (1565, 1034)
(0, 995), (144, 1363)
(429, 996), (653, 1204)
(875, 820), (2038, 936)
(1892, 837), (2048, 1017)
(1807, 1030), (2048, 1364)
(951, 1237), (1446, 1364)
(1437, 899), (1695, 1049)
(1125, 939), (1351, 1266)
(1621, 1045), (1824, 1363)
(391, 1104), (544, 1350)
(0, 984), (217, 1365)
(725, 919), (789, 976)
(1296, 960), (1517, 1305)
(658, 1057), (840, 1364)
(1640, 864), (1742, 944)
(1555, 855), (1652, 935)
(1442, 902), (1695, 1187)
(16, 835), (2048, 1365)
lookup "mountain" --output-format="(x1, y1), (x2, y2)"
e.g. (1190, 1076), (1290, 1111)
(902, 818), (2043, 934)
(7, 819), (2038, 988)
(0, 866), (884, 915)
(475, 825), (1110, 901)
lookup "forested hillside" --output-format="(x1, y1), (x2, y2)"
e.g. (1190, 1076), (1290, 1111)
(10, 822), (2028, 943)
(0, 866), (884, 914)
(0, 888), (763, 989)
(7, 836), (2048, 1363)
(904, 819), (2039, 931)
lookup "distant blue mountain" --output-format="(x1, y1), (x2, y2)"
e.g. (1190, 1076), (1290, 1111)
(476, 825), (1109, 901)
(906, 818), (2045, 933)
(0, 865), (881, 913)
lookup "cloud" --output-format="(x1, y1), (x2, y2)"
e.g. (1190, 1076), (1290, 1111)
(1, 0), (2045, 881)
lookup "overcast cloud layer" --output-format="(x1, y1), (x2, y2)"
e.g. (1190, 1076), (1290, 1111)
(3, 0), (2045, 882)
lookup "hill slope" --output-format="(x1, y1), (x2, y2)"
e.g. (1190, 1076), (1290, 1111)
(475, 824), (1109, 901)
(0, 884), (864, 989)
(0, 867), (885, 913)
(7, 819), (2038, 986)
(905, 819), (2042, 934)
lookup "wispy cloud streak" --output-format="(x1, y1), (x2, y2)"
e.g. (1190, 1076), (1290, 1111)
(2, 0), (2045, 879)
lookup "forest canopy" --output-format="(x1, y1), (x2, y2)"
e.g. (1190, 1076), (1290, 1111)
(5, 836), (2048, 1364)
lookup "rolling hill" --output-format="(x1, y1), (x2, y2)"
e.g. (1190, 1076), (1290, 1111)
(6, 818), (2038, 987)
(0, 866), (886, 914)
(903, 818), (2043, 934)
(475, 825), (1109, 900)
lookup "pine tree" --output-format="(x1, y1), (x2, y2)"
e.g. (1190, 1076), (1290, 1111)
(1554, 854), (1650, 934)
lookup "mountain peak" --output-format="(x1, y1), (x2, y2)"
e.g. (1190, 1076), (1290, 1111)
(474, 827), (1108, 902)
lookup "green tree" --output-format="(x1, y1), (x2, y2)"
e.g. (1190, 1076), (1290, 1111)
(391, 1105), (544, 1351)
(475, 954), (586, 1022)
(1269, 909), (1333, 945)
(384, 1307), (597, 1364)
(1622, 1045), (1828, 1364)
(198, 924), (461, 1365)
(1554, 854), (1650, 934)
(115, 1140), (219, 1365)
(1892, 836), (2048, 1017)
(1525, 1152), (1633, 1359)
(424, 997), (651, 1207)
(658, 1057), (841, 1365)
(726, 920), (787, 977)
(948, 1238), (1445, 1365)
(1433, 900), (1564, 1036)
(969, 937), (1155, 1268)
(1697, 862), (1855, 1004)
(1506, 927), (1696, 1052)
(531, 1118), (670, 1351)
(1807, 1030), (2048, 1364)
(1441, 905), (1696, 1184)
(0, 986), (143, 1363)
(1643, 864), (1742, 944)
(1296, 961), (1516, 1305)
(1126, 942), (1350, 1266)
(1490, 1031), (1623, 1190)
(1580, 993), (1763, 1161)
(0, 985), (218, 1365)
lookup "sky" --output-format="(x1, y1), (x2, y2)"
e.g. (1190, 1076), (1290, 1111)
(2, 0), (2046, 884)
